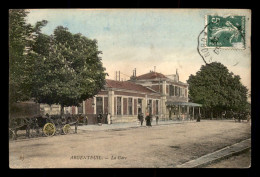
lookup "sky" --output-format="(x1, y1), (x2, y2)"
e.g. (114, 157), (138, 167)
(26, 9), (251, 94)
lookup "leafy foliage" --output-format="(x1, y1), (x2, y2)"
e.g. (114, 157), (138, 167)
(9, 10), (106, 110)
(187, 62), (249, 115)
(9, 9), (36, 103)
(31, 26), (106, 107)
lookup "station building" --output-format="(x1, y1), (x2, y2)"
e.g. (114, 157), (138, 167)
(39, 70), (202, 124)
(81, 70), (201, 124)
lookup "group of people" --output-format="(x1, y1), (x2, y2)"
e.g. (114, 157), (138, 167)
(138, 113), (159, 127)
(97, 112), (160, 127)
(97, 112), (112, 126)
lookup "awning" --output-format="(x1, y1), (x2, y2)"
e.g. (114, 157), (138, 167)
(165, 101), (202, 107)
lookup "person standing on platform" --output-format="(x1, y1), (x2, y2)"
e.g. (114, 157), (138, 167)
(137, 113), (141, 125)
(145, 113), (149, 127)
(97, 112), (103, 126)
(140, 113), (144, 126)
(197, 113), (201, 122)
(156, 116), (159, 125)
(145, 113), (152, 127)
(85, 115), (88, 125)
(149, 115), (152, 127)
(107, 113), (111, 125)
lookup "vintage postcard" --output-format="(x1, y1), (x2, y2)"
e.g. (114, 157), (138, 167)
(9, 9), (251, 168)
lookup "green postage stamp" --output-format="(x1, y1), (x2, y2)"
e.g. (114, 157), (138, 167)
(206, 15), (246, 49)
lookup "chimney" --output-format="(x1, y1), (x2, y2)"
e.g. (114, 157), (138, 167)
(134, 68), (136, 77)
(176, 69), (179, 82)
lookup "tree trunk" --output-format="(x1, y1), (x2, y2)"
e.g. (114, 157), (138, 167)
(211, 111), (213, 120)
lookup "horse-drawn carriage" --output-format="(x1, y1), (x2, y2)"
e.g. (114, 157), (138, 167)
(233, 112), (250, 122)
(225, 110), (251, 122)
(9, 102), (86, 140)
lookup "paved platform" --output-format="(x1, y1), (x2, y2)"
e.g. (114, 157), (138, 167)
(77, 119), (194, 132)
(176, 138), (251, 168)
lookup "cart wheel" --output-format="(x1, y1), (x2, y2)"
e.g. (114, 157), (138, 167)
(43, 123), (56, 136)
(63, 124), (71, 134)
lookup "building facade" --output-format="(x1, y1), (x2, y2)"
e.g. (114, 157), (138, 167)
(129, 70), (189, 119)
(83, 79), (161, 123)
(82, 70), (199, 124)
(39, 70), (201, 124)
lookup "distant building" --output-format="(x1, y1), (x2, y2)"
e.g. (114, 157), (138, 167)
(39, 104), (83, 116)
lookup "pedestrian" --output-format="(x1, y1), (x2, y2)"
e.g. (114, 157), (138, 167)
(140, 113), (144, 126)
(85, 115), (88, 125)
(107, 113), (111, 125)
(177, 114), (180, 121)
(149, 114), (152, 127)
(105, 113), (108, 124)
(145, 113), (152, 127)
(156, 116), (159, 125)
(145, 113), (149, 127)
(137, 113), (141, 125)
(247, 112), (250, 122)
(222, 111), (226, 119)
(97, 112), (103, 126)
(110, 115), (113, 124)
(197, 113), (201, 122)
(75, 119), (79, 133)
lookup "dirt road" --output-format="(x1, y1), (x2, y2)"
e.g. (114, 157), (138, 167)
(9, 120), (251, 168)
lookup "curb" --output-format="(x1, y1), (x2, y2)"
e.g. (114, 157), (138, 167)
(194, 146), (251, 168)
(176, 138), (251, 168)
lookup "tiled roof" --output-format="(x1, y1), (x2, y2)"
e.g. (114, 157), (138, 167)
(135, 71), (167, 80)
(105, 79), (157, 94)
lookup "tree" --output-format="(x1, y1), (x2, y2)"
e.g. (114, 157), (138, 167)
(9, 9), (47, 104)
(31, 26), (107, 115)
(9, 10), (106, 117)
(9, 9), (33, 103)
(187, 62), (249, 118)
